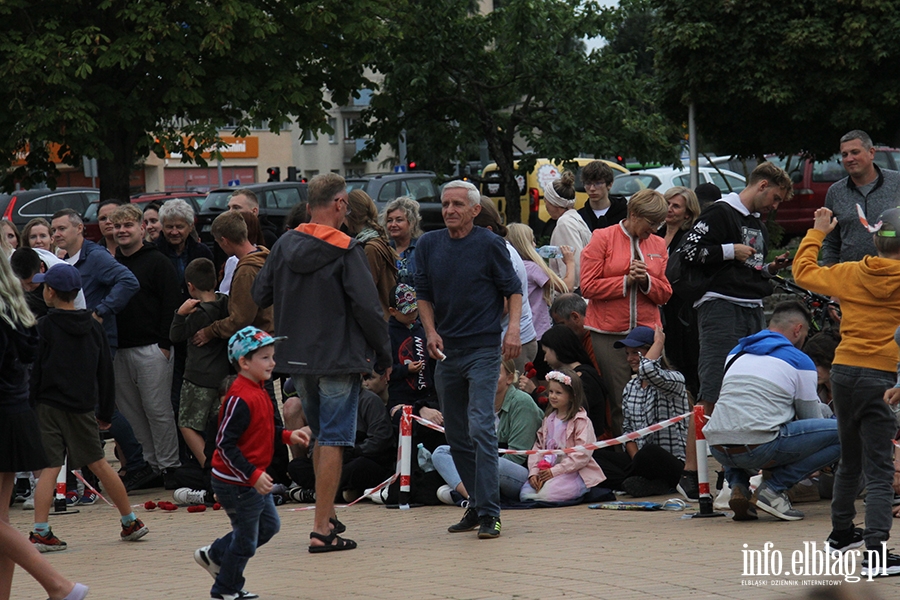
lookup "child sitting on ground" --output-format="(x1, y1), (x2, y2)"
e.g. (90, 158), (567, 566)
(520, 367), (606, 502)
(611, 325), (689, 497)
(794, 206), (900, 575)
(195, 326), (308, 600)
(28, 264), (149, 553)
(169, 257), (230, 468)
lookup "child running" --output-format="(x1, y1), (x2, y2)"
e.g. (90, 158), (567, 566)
(195, 326), (308, 600)
(520, 367), (606, 502)
(28, 263), (148, 553)
(794, 206), (900, 576)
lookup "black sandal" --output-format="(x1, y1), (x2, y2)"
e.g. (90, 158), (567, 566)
(308, 530), (357, 553)
(330, 517), (346, 534)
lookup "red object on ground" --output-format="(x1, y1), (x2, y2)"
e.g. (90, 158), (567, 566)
(144, 501), (157, 510)
(213, 503), (222, 510)
(187, 505), (206, 513)
(157, 501), (178, 511)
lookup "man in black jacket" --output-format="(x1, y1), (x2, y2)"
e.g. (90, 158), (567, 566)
(577, 160), (628, 232)
(112, 204), (183, 487)
(675, 162), (793, 498)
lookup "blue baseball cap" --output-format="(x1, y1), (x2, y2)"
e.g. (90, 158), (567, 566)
(33, 263), (82, 293)
(227, 326), (286, 363)
(613, 326), (655, 349)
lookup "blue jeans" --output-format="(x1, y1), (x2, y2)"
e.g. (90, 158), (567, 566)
(435, 346), (501, 517)
(209, 478), (280, 596)
(710, 419), (840, 493)
(298, 374), (360, 446)
(431, 444), (529, 500)
(830, 365), (896, 548)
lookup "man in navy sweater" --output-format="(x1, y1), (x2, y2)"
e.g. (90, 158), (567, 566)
(415, 180), (522, 539)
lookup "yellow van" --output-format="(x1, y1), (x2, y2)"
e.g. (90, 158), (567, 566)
(479, 158), (628, 228)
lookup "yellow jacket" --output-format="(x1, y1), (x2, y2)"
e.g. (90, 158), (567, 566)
(793, 229), (900, 373)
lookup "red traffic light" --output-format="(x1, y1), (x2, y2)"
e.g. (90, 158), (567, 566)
(408, 161), (416, 169)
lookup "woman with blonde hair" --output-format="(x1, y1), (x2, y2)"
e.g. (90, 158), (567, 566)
(0, 235), (89, 600)
(544, 170), (591, 285)
(506, 222), (572, 339)
(1, 219), (20, 252)
(21, 218), (58, 255)
(381, 196), (422, 287)
(580, 188), (672, 438)
(656, 186), (702, 396)
(346, 190), (398, 320)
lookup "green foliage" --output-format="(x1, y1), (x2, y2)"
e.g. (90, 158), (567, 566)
(356, 0), (680, 223)
(0, 0), (391, 198)
(650, 0), (900, 160)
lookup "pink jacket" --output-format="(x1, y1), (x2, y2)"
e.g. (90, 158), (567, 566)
(527, 408), (606, 488)
(580, 222), (671, 334)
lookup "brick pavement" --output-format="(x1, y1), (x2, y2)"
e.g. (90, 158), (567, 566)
(8, 463), (900, 599)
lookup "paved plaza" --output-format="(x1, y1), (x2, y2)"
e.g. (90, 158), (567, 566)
(8, 452), (900, 599)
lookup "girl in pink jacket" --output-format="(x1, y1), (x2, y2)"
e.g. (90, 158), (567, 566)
(520, 368), (606, 502)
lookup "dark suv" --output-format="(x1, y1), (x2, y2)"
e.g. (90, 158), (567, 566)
(0, 187), (99, 230)
(196, 182), (308, 245)
(346, 172), (443, 230)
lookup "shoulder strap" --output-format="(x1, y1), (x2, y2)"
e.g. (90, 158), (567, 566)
(723, 350), (747, 374)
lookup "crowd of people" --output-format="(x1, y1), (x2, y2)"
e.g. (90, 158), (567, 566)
(5, 128), (900, 599)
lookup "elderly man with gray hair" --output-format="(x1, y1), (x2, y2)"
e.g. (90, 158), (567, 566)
(822, 129), (900, 265)
(415, 180), (522, 539)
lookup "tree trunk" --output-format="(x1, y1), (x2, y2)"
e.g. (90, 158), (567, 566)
(98, 127), (141, 201)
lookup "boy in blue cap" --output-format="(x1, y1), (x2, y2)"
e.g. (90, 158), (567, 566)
(195, 326), (308, 600)
(29, 264), (149, 553)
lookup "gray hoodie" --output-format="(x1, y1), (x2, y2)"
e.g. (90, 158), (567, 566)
(251, 223), (390, 376)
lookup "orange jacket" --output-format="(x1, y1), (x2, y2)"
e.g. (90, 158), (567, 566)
(580, 223), (671, 334)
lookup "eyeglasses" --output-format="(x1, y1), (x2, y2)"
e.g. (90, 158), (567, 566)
(643, 217), (664, 229)
(335, 196), (351, 216)
(583, 181), (608, 189)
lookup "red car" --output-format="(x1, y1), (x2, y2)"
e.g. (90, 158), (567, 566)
(768, 147), (900, 235)
(82, 192), (205, 242)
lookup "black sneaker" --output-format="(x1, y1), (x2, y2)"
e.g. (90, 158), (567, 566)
(728, 482), (758, 521)
(861, 548), (900, 577)
(622, 476), (671, 498)
(477, 515), (501, 539)
(447, 507), (479, 533)
(163, 468), (180, 490)
(676, 470), (699, 503)
(288, 487), (316, 503)
(123, 464), (160, 492)
(826, 526), (864, 553)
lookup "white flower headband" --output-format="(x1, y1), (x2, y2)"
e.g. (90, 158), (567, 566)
(546, 370), (572, 387)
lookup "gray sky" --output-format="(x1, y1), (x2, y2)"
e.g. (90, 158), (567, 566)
(584, 0), (619, 52)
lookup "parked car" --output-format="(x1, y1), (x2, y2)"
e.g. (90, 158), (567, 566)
(82, 192), (206, 242)
(0, 187), (99, 231)
(609, 166), (746, 199)
(479, 158), (629, 230)
(346, 171), (443, 231)
(768, 147), (900, 235)
(195, 182), (308, 245)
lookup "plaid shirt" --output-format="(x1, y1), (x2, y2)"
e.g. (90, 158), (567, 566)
(621, 357), (690, 460)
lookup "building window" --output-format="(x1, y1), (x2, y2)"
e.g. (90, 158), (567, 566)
(328, 118), (337, 144)
(302, 129), (317, 145)
(304, 170), (319, 180)
(344, 117), (357, 143)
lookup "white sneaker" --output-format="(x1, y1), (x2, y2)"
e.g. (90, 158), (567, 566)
(196, 547), (259, 599)
(713, 479), (732, 511)
(436, 485), (455, 505)
(174, 487), (207, 505)
(22, 497), (34, 510)
(364, 486), (388, 504)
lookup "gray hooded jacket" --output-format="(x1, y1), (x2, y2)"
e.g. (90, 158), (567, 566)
(252, 223), (391, 375)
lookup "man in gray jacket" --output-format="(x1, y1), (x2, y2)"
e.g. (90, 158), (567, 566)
(252, 172), (390, 553)
(822, 130), (900, 265)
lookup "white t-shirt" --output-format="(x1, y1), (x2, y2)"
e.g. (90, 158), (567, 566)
(34, 248), (87, 310)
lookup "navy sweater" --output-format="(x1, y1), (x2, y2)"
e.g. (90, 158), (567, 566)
(414, 226), (521, 349)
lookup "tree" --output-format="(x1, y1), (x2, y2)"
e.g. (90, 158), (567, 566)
(650, 0), (900, 160)
(0, 0), (392, 199)
(356, 0), (679, 223)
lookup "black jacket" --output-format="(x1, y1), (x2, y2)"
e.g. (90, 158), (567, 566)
(31, 309), (115, 422)
(156, 236), (214, 299)
(577, 195), (628, 232)
(0, 321), (38, 414)
(116, 243), (182, 350)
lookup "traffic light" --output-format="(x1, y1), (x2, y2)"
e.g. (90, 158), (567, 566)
(266, 166), (280, 182)
(616, 155), (625, 167)
(286, 166), (298, 182)
(408, 161), (417, 170)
